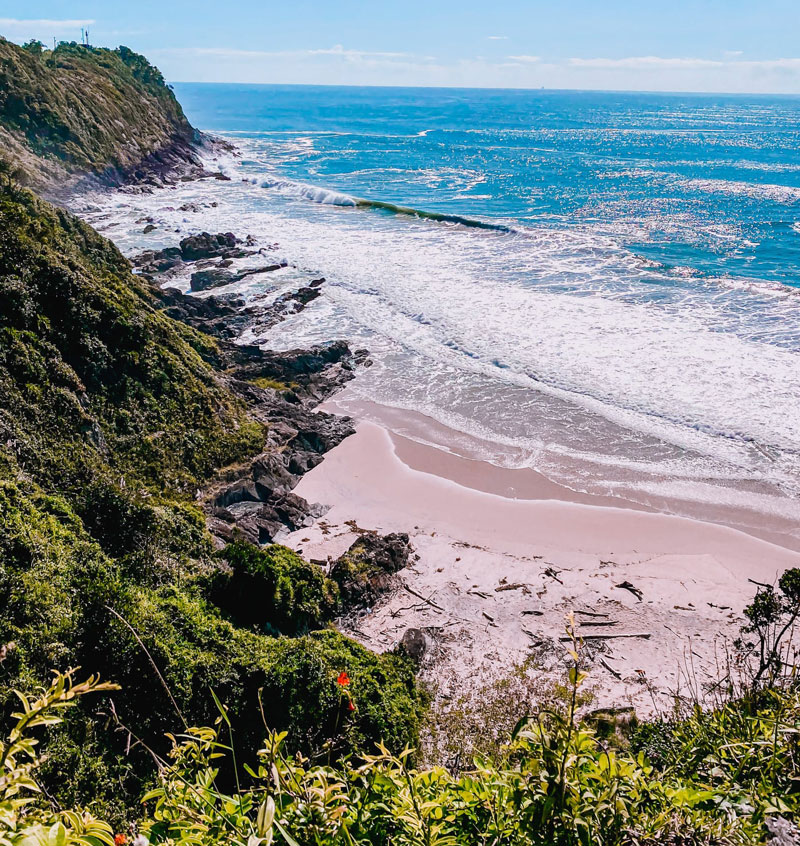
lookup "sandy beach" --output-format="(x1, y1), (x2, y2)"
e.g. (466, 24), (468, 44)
(286, 419), (800, 721)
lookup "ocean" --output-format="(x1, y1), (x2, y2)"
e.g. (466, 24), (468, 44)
(81, 84), (800, 541)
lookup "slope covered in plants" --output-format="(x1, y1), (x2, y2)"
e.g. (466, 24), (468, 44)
(0, 37), (200, 189)
(0, 184), (422, 823)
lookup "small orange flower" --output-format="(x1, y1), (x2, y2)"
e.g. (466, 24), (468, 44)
(347, 701), (356, 712)
(115, 835), (127, 846)
(336, 671), (350, 687)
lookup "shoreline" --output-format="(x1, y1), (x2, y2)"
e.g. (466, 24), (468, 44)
(319, 395), (800, 554)
(286, 420), (800, 715)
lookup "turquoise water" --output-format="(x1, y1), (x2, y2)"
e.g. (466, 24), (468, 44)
(93, 85), (800, 532)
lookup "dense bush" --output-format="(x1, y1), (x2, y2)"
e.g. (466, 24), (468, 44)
(209, 542), (339, 635)
(0, 187), (423, 823)
(6, 667), (800, 846)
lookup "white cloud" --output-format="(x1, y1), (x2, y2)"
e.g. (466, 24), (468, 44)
(569, 56), (724, 69)
(487, 35), (508, 40)
(0, 17), (95, 30)
(155, 45), (424, 65)
(149, 45), (800, 93)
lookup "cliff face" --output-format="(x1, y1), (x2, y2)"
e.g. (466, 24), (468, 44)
(0, 40), (421, 823)
(0, 37), (203, 192)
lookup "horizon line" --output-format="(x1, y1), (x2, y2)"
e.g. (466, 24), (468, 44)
(169, 79), (800, 97)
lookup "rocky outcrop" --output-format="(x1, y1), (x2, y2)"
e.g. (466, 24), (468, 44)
(180, 231), (240, 260)
(189, 261), (288, 291)
(132, 225), (369, 545)
(0, 38), (212, 194)
(155, 289), (253, 339)
(203, 338), (362, 545)
(330, 532), (413, 608)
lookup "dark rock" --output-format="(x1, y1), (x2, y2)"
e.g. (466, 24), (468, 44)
(766, 817), (800, 846)
(155, 287), (252, 339)
(180, 231), (238, 261)
(241, 261), (287, 277)
(131, 246), (183, 274)
(330, 532), (412, 608)
(190, 268), (237, 291)
(143, 223), (157, 234)
(399, 628), (428, 662)
(584, 707), (638, 745)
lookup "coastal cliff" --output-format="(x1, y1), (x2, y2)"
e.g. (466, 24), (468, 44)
(0, 38), (420, 822)
(0, 37), (208, 193)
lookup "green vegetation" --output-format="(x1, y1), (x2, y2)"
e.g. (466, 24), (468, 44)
(2, 34), (800, 845)
(6, 616), (800, 846)
(0, 37), (195, 187)
(0, 183), (422, 824)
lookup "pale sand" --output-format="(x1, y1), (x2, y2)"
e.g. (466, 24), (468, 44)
(285, 421), (800, 716)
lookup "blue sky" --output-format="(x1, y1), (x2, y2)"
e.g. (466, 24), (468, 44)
(4, 1), (800, 92)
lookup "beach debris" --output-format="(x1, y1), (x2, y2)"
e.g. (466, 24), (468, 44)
(482, 612), (498, 627)
(521, 609), (543, 616)
(575, 608), (610, 618)
(522, 627), (545, 646)
(495, 582), (529, 593)
(562, 631), (651, 642)
(467, 589), (492, 599)
(708, 602), (732, 610)
(615, 580), (643, 601)
(579, 620), (619, 627)
(599, 657), (622, 679)
(400, 584), (443, 612)
(344, 519), (370, 535)
(543, 566), (563, 585)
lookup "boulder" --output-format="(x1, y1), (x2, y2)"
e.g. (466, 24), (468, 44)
(399, 628), (428, 662)
(330, 532), (412, 609)
(131, 246), (183, 274)
(190, 268), (237, 291)
(180, 231), (238, 260)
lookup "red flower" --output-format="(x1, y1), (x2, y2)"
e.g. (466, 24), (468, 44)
(115, 835), (127, 846)
(336, 671), (350, 687)
(347, 701), (356, 712)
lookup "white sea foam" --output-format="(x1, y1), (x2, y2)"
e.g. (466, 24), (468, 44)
(77, 148), (800, 523)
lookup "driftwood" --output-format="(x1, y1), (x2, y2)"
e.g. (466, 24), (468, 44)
(561, 632), (651, 641)
(496, 583), (528, 592)
(579, 620), (619, 627)
(599, 657), (622, 679)
(575, 609), (610, 618)
(543, 567), (563, 585)
(521, 609), (544, 616)
(401, 584), (443, 611)
(615, 581), (643, 601)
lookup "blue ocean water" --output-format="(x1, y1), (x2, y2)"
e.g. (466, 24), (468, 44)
(175, 84), (800, 289)
(92, 85), (800, 535)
